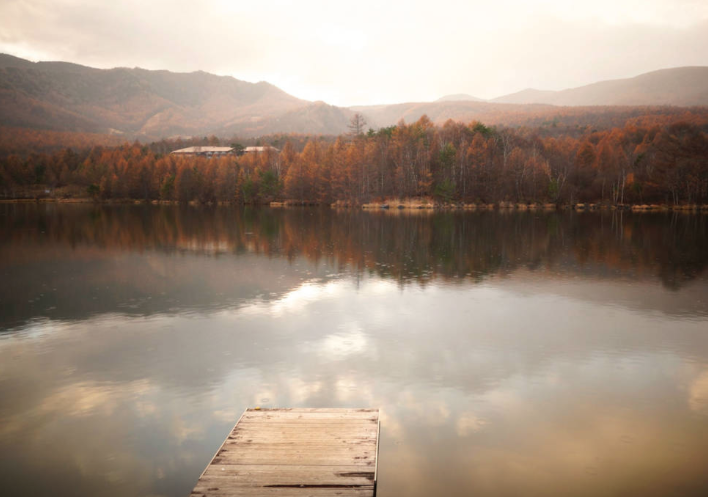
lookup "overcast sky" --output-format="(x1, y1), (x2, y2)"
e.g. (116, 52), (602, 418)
(1, 0), (707, 106)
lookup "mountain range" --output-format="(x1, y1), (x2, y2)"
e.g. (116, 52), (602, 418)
(1, 53), (707, 139)
(488, 67), (708, 106)
(435, 94), (484, 102)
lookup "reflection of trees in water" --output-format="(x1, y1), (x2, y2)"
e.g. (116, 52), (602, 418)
(1, 204), (706, 289)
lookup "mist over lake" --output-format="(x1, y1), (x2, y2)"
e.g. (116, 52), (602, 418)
(0, 204), (706, 497)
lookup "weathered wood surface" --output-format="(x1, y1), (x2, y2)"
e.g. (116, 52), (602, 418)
(191, 408), (380, 497)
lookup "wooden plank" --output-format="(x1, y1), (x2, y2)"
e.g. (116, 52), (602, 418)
(374, 418), (380, 488)
(198, 476), (374, 487)
(240, 408), (379, 415)
(232, 424), (377, 430)
(240, 411), (378, 421)
(231, 427), (377, 435)
(221, 442), (375, 450)
(214, 453), (376, 463)
(231, 430), (376, 437)
(202, 464), (374, 474)
(211, 456), (375, 467)
(235, 419), (376, 430)
(229, 430), (377, 440)
(242, 408), (377, 412)
(201, 466), (374, 485)
(191, 408), (380, 497)
(191, 485), (374, 497)
(221, 446), (375, 455)
(227, 439), (375, 447)
(228, 432), (376, 440)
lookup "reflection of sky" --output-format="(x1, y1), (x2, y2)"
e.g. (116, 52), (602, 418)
(1, 271), (708, 496)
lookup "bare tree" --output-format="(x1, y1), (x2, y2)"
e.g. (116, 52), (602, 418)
(348, 113), (367, 136)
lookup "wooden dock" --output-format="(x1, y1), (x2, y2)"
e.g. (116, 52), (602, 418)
(191, 408), (380, 497)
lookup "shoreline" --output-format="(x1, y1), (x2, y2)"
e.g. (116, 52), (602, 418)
(2, 197), (707, 212)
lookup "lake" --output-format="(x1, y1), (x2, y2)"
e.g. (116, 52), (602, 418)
(0, 204), (707, 497)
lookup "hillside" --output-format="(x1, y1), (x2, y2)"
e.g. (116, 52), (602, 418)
(1, 54), (707, 140)
(0, 53), (353, 138)
(491, 67), (708, 106)
(351, 100), (708, 132)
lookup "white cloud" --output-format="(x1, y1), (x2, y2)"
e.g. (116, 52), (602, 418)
(1, 0), (707, 105)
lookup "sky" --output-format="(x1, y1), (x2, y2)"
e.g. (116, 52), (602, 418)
(1, 0), (708, 106)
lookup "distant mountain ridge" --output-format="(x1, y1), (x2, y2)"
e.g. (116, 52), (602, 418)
(0, 53), (353, 138)
(436, 93), (484, 102)
(490, 67), (708, 106)
(1, 54), (707, 139)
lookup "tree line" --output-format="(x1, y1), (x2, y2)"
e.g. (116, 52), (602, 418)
(1, 116), (707, 205)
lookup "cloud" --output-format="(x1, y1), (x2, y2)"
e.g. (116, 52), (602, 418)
(1, 0), (708, 105)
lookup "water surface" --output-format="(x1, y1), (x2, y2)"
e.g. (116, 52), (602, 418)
(1, 205), (707, 496)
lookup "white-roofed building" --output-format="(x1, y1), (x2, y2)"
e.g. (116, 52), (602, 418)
(170, 146), (235, 157)
(243, 146), (280, 154)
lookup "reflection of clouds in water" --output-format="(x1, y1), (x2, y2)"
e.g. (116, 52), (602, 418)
(0, 379), (157, 437)
(361, 279), (398, 296)
(456, 412), (487, 436)
(285, 377), (323, 404)
(1, 269), (708, 496)
(0, 317), (69, 340)
(477, 387), (524, 413)
(689, 370), (708, 413)
(393, 390), (452, 426)
(0, 376), (216, 496)
(372, 366), (708, 497)
(210, 409), (240, 423)
(268, 280), (342, 317)
(168, 414), (205, 444)
(252, 387), (276, 407)
(253, 380), (324, 407)
(313, 324), (368, 359)
(379, 409), (402, 439)
(334, 376), (374, 404)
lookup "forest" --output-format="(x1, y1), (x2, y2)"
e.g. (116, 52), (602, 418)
(1, 113), (707, 206)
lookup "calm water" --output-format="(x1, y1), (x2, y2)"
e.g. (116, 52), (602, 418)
(1, 205), (707, 497)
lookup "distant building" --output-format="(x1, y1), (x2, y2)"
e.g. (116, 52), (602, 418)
(242, 146), (280, 154)
(170, 146), (235, 157)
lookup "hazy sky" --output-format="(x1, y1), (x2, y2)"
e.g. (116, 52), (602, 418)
(1, 0), (707, 106)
